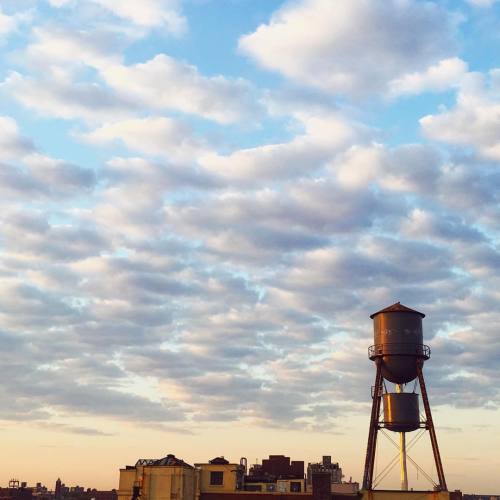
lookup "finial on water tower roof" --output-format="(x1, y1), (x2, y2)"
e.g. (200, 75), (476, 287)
(369, 301), (425, 319)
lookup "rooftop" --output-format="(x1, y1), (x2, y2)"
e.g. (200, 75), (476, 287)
(134, 454), (193, 468)
(370, 302), (425, 319)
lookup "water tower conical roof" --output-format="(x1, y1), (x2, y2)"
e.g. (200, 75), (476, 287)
(369, 301), (425, 319)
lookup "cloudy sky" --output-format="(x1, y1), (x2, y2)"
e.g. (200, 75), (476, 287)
(1, 0), (500, 493)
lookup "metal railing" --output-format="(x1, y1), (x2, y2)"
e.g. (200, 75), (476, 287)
(368, 343), (430, 359)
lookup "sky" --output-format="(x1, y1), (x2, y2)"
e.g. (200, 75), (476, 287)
(0, 0), (500, 494)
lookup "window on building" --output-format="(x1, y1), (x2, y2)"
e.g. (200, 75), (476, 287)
(290, 482), (301, 492)
(210, 471), (224, 485)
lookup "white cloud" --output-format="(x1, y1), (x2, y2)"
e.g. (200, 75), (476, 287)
(0, 116), (35, 160)
(101, 55), (257, 124)
(164, 177), (397, 267)
(0, 8), (17, 35)
(199, 112), (359, 184)
(24, 153), (96, 194)
(333, 145), (382, 189)
(2, 72), (135, 122)
(47, 0), (73, 6)
(102, 156), (218, 192)
(421, 71), (500, 160)
(239, 0), (456, 96)
(466, 0), (497, 6)
(81, 117), (206, 161)
(0, 117), (95, 199)
(333, 143), (441, 193)
(48, 0), (186, 34)
(0, 7), (32, 36)
(93, 0), (186, 33)
(24, 26), (122, 71)
(7, 46), (257, 125)
(400, 208), (485, 243)
(389, 58), (468, 97)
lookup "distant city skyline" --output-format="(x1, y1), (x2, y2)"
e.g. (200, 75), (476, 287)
(0, 0), (499, 494)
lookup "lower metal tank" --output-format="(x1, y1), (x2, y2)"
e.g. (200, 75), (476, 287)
(383, 392), (420, 432)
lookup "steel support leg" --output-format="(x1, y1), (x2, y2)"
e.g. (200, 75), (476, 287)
(417, 363), (447, 491)
(362, 360), (383, 490)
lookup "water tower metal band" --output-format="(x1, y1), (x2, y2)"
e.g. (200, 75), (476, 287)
(362, 303), (447, 491)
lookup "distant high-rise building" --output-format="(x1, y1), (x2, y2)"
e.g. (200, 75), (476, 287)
(307, 456), (343, 486)
(55, 479), (62, 500)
